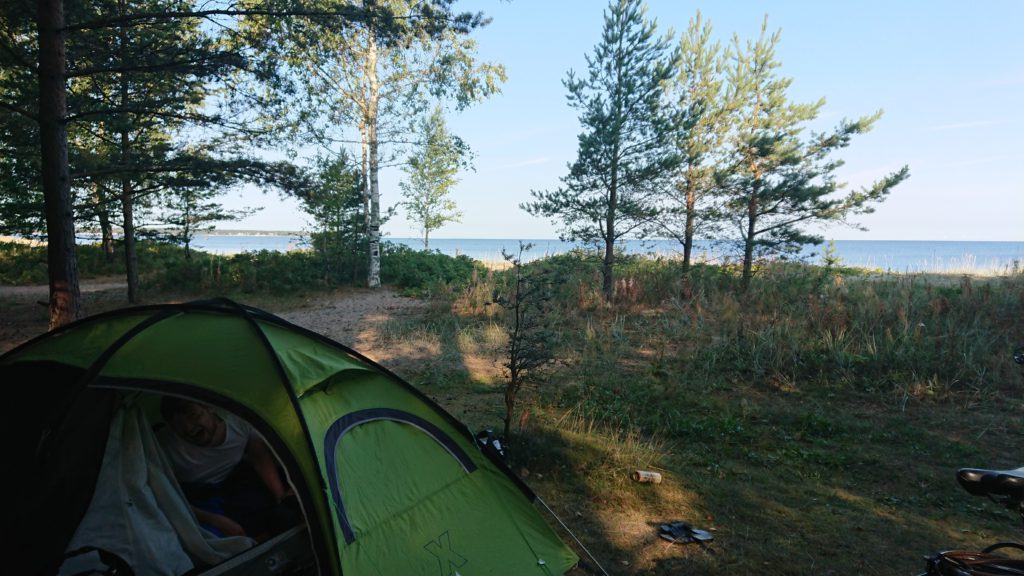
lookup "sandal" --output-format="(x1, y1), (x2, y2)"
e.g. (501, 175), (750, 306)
(658, 521), (714, 544)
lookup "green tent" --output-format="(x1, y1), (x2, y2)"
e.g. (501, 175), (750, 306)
(1, 299), (577, 575)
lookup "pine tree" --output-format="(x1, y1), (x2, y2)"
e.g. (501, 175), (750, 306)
(400, 106), (466, 250)
(3, 0), (380, 325)
(0, 0), (45, 237)
(37, 0), (81, 324)
(721, 18), (909, 290)
(297, 153), (369, 283)
(663, 12), (730, 273)
(156, 162), (263, 259)
(494, 243), (556, 439)
(523, 0), (679, 300)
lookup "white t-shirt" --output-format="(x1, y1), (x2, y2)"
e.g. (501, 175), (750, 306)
(158, 411), (255, 484)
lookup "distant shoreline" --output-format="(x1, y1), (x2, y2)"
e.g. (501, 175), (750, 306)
(4, 234), (1022, 274)
(200, 229), (303, 237)
(181, 235), (1024, 274)
(8, 231), (1023, 243)
(209, 232), (1024, 243)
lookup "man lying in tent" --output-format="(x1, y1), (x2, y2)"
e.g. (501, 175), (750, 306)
(158, 397), (299, 540)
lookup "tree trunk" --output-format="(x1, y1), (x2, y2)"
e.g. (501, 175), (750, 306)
(37, 0), (80, 328)
(365, 27), (381, 289)
(682, 167), (696, 273)
(183, 199), (192, 260)
(92, 184), (115, 262)
(603, 156), (618, 301)
(741, 90), (765, 293)
(359, 120), (369, 283)
(503, 384), (515, 440)
(119, 108), (138, 301)
(602, 236), (614, 300)
(99, 214), (114, 262)
(118, 6), (138, 303)
(120, 162), (138, 303)
(741, 194), (757, 291)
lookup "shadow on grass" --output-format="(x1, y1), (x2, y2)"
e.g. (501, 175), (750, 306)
(664, 397), (1024, 575)
(509, 380), (1024, 575)
(509, 425), (632, 575)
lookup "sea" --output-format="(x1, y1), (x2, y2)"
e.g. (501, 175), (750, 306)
(187, 234), (1024, 274)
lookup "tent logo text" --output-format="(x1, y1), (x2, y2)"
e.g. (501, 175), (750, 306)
(425, 530), (467, 576)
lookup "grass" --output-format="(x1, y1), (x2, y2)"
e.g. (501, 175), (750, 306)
(361, 254), (1024, 575)
(4, 243), (1024, 574)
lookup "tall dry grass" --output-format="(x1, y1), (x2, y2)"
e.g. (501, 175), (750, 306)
(460, 255), (1024, 574)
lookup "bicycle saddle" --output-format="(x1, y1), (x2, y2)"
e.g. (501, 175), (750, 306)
(958, 467), (1024, 499)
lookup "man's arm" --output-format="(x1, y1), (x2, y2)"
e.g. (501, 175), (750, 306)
(244, 437), (289, 502)
(193, 506), (246, 537)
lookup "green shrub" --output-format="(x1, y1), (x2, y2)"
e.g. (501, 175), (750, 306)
(145, 249), (326, 295)
(0, 239), (218, 284)
(0, 241), (48, 284)
(308, 230), (368, 284)
(3, 238), (489, 296)
(380, 243), (483, 294)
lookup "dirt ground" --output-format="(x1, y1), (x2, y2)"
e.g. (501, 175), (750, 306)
(0, 279), (429, 358)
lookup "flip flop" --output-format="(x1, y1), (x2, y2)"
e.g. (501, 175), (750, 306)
(658, 522), (714, 544)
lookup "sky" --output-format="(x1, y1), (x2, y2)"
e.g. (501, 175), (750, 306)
(222, 0), (1024, 241)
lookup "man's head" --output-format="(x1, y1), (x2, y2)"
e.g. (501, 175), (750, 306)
(161, 397), (223, 447)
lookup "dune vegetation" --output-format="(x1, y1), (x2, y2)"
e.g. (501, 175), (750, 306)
(4, 241), (1023, 574)
(384, 250), (1024, 575)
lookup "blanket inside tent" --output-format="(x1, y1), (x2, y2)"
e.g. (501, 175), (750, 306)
(59, 399), (255, 576)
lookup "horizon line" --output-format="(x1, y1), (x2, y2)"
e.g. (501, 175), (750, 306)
(205, 230), (1024, 243)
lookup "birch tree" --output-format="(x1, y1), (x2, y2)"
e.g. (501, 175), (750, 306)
(400, 105), (466, 250)
(265, 0), (503, 287)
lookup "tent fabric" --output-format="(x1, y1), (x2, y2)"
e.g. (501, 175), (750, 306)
(1, 362), (118, 575)
(0, 299), (578, 576)
(61, 401), (254, 576)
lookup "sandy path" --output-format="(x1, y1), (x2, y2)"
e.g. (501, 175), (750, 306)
(276, 289), (428, 356)
(0, 280), (427, 356)
(0, 280), (126, 353)
(0, 280), (128, 297)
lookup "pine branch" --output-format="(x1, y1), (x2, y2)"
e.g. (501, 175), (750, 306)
(0, 99), (37, 122)
(753, 212), (817, 236)
(0, 34), (34, 71)
(72, 162), (195, 180)
(67, 108), (269, 136)
(63, 7), (364, 33)
(61, 4), (483, 35)
(68, 54), (239, 78)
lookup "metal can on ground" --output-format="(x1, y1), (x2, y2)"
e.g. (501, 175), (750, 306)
(630, 470), (662, 484)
